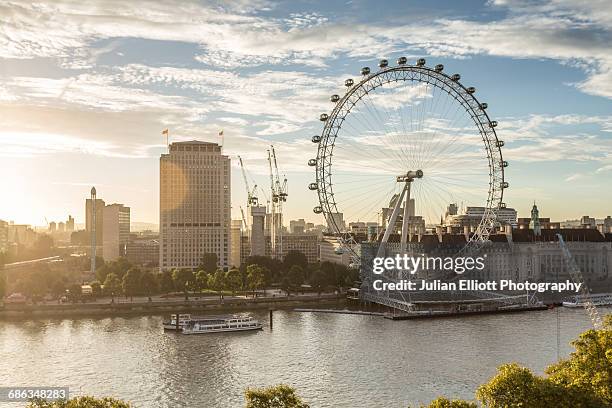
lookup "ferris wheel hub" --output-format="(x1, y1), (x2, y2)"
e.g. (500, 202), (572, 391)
(396, 169), (423, 182)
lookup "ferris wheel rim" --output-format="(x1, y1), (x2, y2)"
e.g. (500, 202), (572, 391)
(311, 61), (507, 252)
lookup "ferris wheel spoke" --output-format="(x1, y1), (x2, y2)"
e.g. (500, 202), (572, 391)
(340, 115), (407, 168)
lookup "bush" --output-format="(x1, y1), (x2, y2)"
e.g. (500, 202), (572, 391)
(27, 396), (131, 408)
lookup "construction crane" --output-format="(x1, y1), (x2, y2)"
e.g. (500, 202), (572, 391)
(238, 155), (258, 206)
(240, 206), (249, 239)
(557, 233), (603, 330)
(267, 145), (288, 259)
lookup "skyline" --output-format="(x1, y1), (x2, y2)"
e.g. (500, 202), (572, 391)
(1, 0), (611, 226)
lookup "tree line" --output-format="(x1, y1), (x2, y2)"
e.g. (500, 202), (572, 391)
(3, 250), (358, 302)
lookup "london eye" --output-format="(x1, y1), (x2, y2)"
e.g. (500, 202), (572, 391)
(309, 57), (508, 258)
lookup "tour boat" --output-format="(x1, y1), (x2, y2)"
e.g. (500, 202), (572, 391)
(163, 314), (195, 330)
(182, 315), (263, 335)
(562, 293), (612, 308)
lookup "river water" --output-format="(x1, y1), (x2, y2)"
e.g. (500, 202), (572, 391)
(1, 307), (607, 407)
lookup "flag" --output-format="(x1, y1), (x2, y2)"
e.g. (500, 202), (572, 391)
(162, 129), (169, 135)
(219, 130), (224, 136)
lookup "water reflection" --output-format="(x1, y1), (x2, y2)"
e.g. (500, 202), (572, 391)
(0, 307), (605, 407)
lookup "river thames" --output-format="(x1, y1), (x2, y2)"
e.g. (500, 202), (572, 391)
(1, 307), (607, 407)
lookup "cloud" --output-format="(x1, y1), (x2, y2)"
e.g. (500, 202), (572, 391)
(3, 0), (611, 99)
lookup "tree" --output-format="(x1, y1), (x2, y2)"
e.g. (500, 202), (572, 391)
(140, 272), (158, 300)
(208, 268), (226, 300)
(476, 363), (603, 407)
(90, 281), (102, 298)
(67, 283), (82, 301)
(122, 267), (142, 301)
(245, 384), (309, 408)
(103, 272), (121, 301)
(159, 270), (174, 294)
(27, 396), (131, 407)
(287, 265), (304, 290)
(309, 269), (327, 295)
(416, 398), (477, 408)
(246, 264), (265, 297)
(546, 314), (612, 404)
(172, 268), (194, 300)
(283, 250), (308, 270)
(225, 268), (242, 295)
(195, 270), (209, 293)
(199, 253), (218, 273)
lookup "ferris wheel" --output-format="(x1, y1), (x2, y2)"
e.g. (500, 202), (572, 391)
(309, 57), (508, 256)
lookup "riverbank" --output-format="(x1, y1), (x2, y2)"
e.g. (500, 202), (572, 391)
(0, 293), (346, 319)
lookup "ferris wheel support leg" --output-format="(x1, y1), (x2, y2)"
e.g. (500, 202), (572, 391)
(377, 183), (407, 258)
(400, 181), (412, 252)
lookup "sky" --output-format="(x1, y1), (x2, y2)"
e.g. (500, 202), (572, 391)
(0, 0), (611, 227)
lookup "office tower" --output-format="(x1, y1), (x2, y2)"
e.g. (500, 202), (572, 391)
(66, 215), (75, 232)
(48, 221), (56, 233)
(57, 222), (65, 232)
(249, 205), (266, 256)
(103, 203), (131, 261)
(160, 141), (230, 270)
(230, 219), (242, 268)
(86, 187), (105, 263)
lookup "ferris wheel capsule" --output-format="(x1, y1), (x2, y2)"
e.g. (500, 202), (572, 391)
(397, 56), (408, 65)
(311, 135), (321, 143)
(451, 74), (461, 81)
(416, 58), (426, 66)
(361, 67), (371, 75)
(489, 121), (498, 128)
(496, 140), (505, 147)
(480, 103), (488, 110)
(501, 181), (509, 189)
(379, 59), (389, 68)
(320, 113), (329, 121)
(435, 64), (444, 72)
(345, 78), (354, 87)
(467, 87), (476, 94)
(308, 183), (318, 191)
(308, 159), (317, 166)
(502, 160), (509, 167)
(330, 94), (340, 102)
(313, 206), (323, 214)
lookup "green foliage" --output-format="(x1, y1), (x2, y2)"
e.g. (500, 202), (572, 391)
(27, 396), (131, 408)
(198, 253), (218, 274)
(139, 271), (158, 297)
(309, 269), (326, 294)
(159, 270), (174, 293)
(422, 314), (612, 408)
(283, 251), (308, 270)
(96, 257), (132, 282)
(546, 314), (612, 404)
(476, 363), (604, 407)
(244, 384), (309, 408)
(103, 273), (121, 298)
(208, 269), (226, 298)
(225, 268), (242, 294)
(246, 264), (265, 295)
(195, 270), (209, 292)
(172, 269), (195, 299)
(121, 267), (142, 298)
(90, 281), (102, 297)
(287, 265), (304, 288)
(416, 397), (477, 408)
